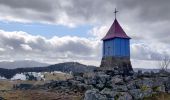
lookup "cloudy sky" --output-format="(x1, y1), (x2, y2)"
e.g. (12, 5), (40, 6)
(0, 0), (169, 68)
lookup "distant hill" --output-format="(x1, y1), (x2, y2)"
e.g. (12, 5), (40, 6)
(0, 62), (96, 79)
(0, 61), (167, 79)
(0, 60), (49, 69)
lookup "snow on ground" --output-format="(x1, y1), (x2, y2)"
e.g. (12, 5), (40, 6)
(0, 76), (6, 80)
(11, 73), (26, 80)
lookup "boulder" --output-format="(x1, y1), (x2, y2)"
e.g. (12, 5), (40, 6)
(129, 89), (143, 99)
(84, 78), (97, 85)
(115, 92), (132, 100)
(127, 81), (137, 90)
(111, 75), (124, 85)
(152, 77), (165, 87)
(129, 88), (153, 99)
(142, 78), (153, 88)
(135, 78), (153, 89)
(143, 72), (151, 77)
(141, 88), (153, 98)
(112, 85), (128, 92)
(96, 74), (110, 84)
(96, 83), (105, 90)
(76, 83), (93, 92)
(100, 88), (117, 98)
(83, 72), (96, 78)
(84, 89), (107, 100)
(74, 76), (84, 82)
(124, 76), (133, 82)
(68, 79), (81, 86)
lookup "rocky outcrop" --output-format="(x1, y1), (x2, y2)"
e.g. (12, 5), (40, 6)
(32, 69), (170, 100)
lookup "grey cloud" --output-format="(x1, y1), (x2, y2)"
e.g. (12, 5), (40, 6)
(0, 0), (53, 12)
(0, 30), (101, 63)
(0, 0), (170, 24)
(0, 0), (170, 27)
(131, 42), (170, 61)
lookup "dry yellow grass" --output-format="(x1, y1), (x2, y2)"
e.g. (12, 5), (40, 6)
(0, 90), (83, 100)
(0, 80), (46, 91)
(0, 80), (13, 90)
(144, 93), (170, 100)
(44, 72), (73, 81)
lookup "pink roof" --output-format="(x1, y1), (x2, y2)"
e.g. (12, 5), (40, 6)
(102, 19), (131, 40)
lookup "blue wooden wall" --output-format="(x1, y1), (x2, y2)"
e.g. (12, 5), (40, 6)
(103, 38), (130, 57)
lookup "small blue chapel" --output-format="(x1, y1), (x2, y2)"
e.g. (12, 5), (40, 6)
(102, 10), (131, 58)
(100, 9), (133, 74)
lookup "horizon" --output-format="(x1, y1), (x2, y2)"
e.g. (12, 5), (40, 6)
(0, 0), (169, 69)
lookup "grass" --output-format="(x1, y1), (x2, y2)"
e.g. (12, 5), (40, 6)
(0, 80), (13, 90)
(0, 90), (83, 100)
(44, 72), (73, 81)
(144, 93), (170, 100)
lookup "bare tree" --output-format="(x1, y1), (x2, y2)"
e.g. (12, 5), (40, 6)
(159, 55), (170, 72)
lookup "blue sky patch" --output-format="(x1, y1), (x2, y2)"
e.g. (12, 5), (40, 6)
(0, 21), (93, 38)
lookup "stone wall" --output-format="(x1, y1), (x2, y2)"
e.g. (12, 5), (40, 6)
(38, 69), (170, 100)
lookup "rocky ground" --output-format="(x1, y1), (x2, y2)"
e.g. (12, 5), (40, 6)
(1, 68), (170, 100)
(38, 68), (170, 100)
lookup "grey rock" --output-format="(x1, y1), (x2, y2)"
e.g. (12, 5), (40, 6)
(83, 72), (96, 78)
(96, 74), (110, 84)
(112, 85), (128, 92)
(69, 79), (81, 85)
(135, 78), (153, 89)
(96, 83), (105, 89)
(100, 88), (117, 98)
(84, 78), (96, 85)
(76, 83), (92, 92)
(143, 72), (151, 77)
(152, 77), (164, 87)
(142, 78), (153, 88)
(142, 88), (153, 98)
(129, 89), (143, 99)
(111, 75), (124, 85)
(127, 81), (136, 90)
(124, 76), (132, 82)
(134, 79), (143, 88)
(84, 89), (107, 100)
(115, 92), (132, 100)
(75, 76), (84, 82)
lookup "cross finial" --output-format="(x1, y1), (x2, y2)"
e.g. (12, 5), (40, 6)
(114, 8), (118, 19)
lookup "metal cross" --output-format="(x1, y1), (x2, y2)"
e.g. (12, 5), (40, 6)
(114, 8), (118, 19)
